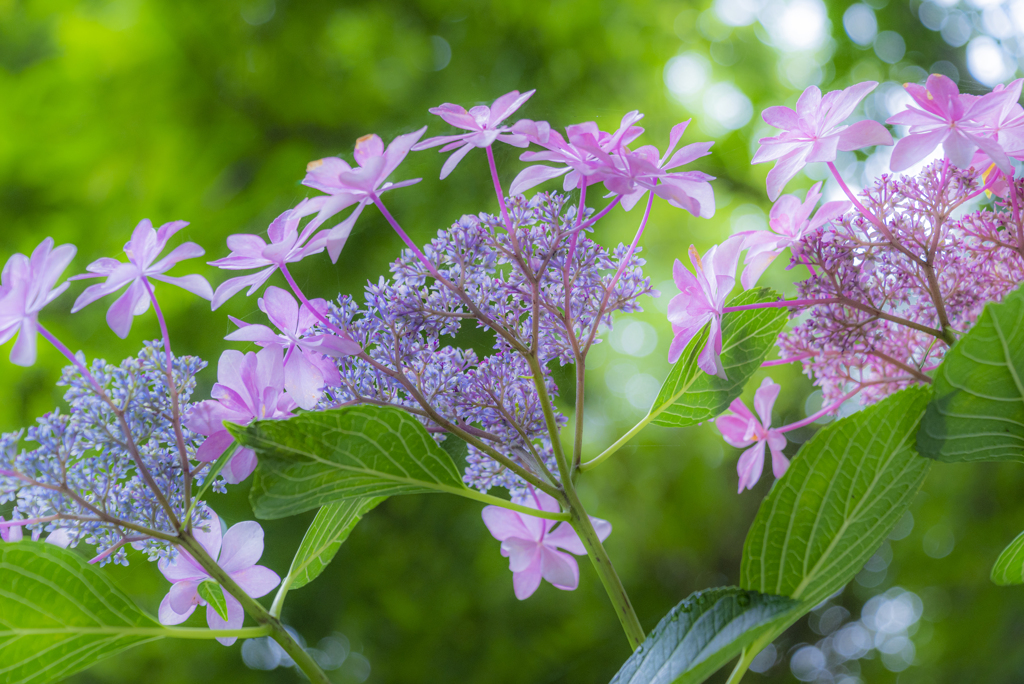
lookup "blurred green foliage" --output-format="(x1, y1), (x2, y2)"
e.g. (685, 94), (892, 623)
(1, 0), (1022, 682)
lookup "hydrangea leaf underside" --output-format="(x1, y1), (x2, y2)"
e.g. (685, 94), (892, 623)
(918, 285), (1024, 462)
(608, 587), (797, 684)
(286, 496), (386, 591)
(735, 388), (932, 661)
(650, 288), (787, 428)
(0, 543), (163, 684)
(231, 405), (468, 519)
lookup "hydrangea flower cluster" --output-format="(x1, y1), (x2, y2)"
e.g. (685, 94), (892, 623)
(0, 343), (208, 565)
(318, 192), (654, 494)
(688, 74), (1024, 493)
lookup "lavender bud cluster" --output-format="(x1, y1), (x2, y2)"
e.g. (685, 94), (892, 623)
(321, 192), (655, 494)
(0, 342), (209, 565)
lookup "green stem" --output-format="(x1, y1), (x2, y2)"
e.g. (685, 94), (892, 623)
(459, 487), (571, 521)
(567, 488), (646, 650)
(524, 353), (645, 650)
(579, 410), (660, 472)
(178, 534), (331, 684)
(725, 647), (757, 684)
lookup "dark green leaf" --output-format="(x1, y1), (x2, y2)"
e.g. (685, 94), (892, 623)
(991, 529), (1024, 585)
(231, 405), (468, 519)
(287, 497), (385, 591)
(609, 587), (797, 684)
(738, 388), (932, 655)
(918, 285), (1024, 462)
(197, 581), (228, 622)
(0, 543), (163, 684)
(650, 288), (787, 428)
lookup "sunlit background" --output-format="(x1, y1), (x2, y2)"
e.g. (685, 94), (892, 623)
(2, 0), (1024, 682)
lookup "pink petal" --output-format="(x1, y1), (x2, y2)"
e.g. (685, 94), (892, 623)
(439, 142), (474, 180)
(511, 562), (543, 600)
(284, 351), (326, 410)
(509, 164), (570, 196)
(168, 579), (203, 615)
(230, 565), (280, 598)
(753, 377), (781, 428)
(761, 105), (799, 130)
(208, 592), (245, 646)
(158, 592), (196, 626)
(837, 119), (893, 151)
(210, 269), (275, 310)
(889, 128), (948, 172)
(218, 521), (265, 574)
(502, 537), (543, 575)
(260, 286), (299, 335)
(540, 547), (579, 591)
(822, 82), (878, 131)
(737, 441), (767, 492)
(353, 134), (385, 166)
(9, 322), (37, 367)
(697, 317), (724, 377)
(105, 280), (149, 339)
(765, 148), (810, 201)
(150, 273), (213, 301)
(482, 506), (534, 542)
(716, 413), (755, 448)
(740, 251), (778, 290)
(195, 430), (235, 463)
(223, 448), (258, 484)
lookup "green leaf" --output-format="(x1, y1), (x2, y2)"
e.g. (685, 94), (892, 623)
(991, 529), (1024, 585)
(197, 581), (228, 621)
(738, 388), (932, 651)
(0, 542), (163, 684)
(609, 587), (797, 684)
(231, 405), (469, 519)
(287, 497), (385, 591)
(918, 285), (1024, 462)
(650, 288), (787, 428)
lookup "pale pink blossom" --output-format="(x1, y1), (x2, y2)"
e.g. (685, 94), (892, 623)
(208, 198), (328, 310)
(0, 238), (77, 366)
(413, 90), (535, 178)
(302, 129), (426, 261)
(482, 490), (611, 600)
(753, 82), (892, 200)
(738, 182), (849, 289)
(716, 377), (788, 492)
(226, 286), (359, 409)
(599, 120), (716, 216)
(508, 112), (645, 195)
(887, 73), (1012, 173)
(158, 510), (280, 645)
(71, 219), (212, 338)
(186, 348), (296, 484)
(667, 239), (743, 377)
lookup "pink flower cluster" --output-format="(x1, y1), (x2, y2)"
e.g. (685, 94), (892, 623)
(668, 75), (1024, 494)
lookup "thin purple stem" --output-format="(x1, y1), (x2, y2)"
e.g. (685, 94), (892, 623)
(723, 297), (838, 313)
(141, 277), (192, 512)
(798, 254), (817, 276)
(605, 192), (655, 295)
(0, 515), (57, 528)
(762, 353), (811, 367)
(778, 386), (862, 433)
(370, 194), (439, 278)
(36, 324), (104, 395)
(279, 264), (350, 338)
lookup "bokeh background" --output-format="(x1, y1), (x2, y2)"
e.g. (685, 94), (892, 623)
(3, 0), (1024, 682)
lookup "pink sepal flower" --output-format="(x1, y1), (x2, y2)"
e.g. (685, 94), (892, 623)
(738, 182), (849, 289)
(0, 238), (77, 367)
(71, 219), (212, 338)
(226, 286), (358, 409)
(0, 515), (76, 546)
(716, 377), (789, 492)
(753, 82), (892, 200)
(186, 348), (296, 484)
(413, 90), (535, 178)
(667, 238), (743, 377)
(508, 112), (645, 195)
(208, 198), (329, 310)
(887, 74), (1013, 173)
(600, 120), (716, 216)
(157, 509), (280, 646)
(482, 490), (611, 600)
(302, 128), (426, 262)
